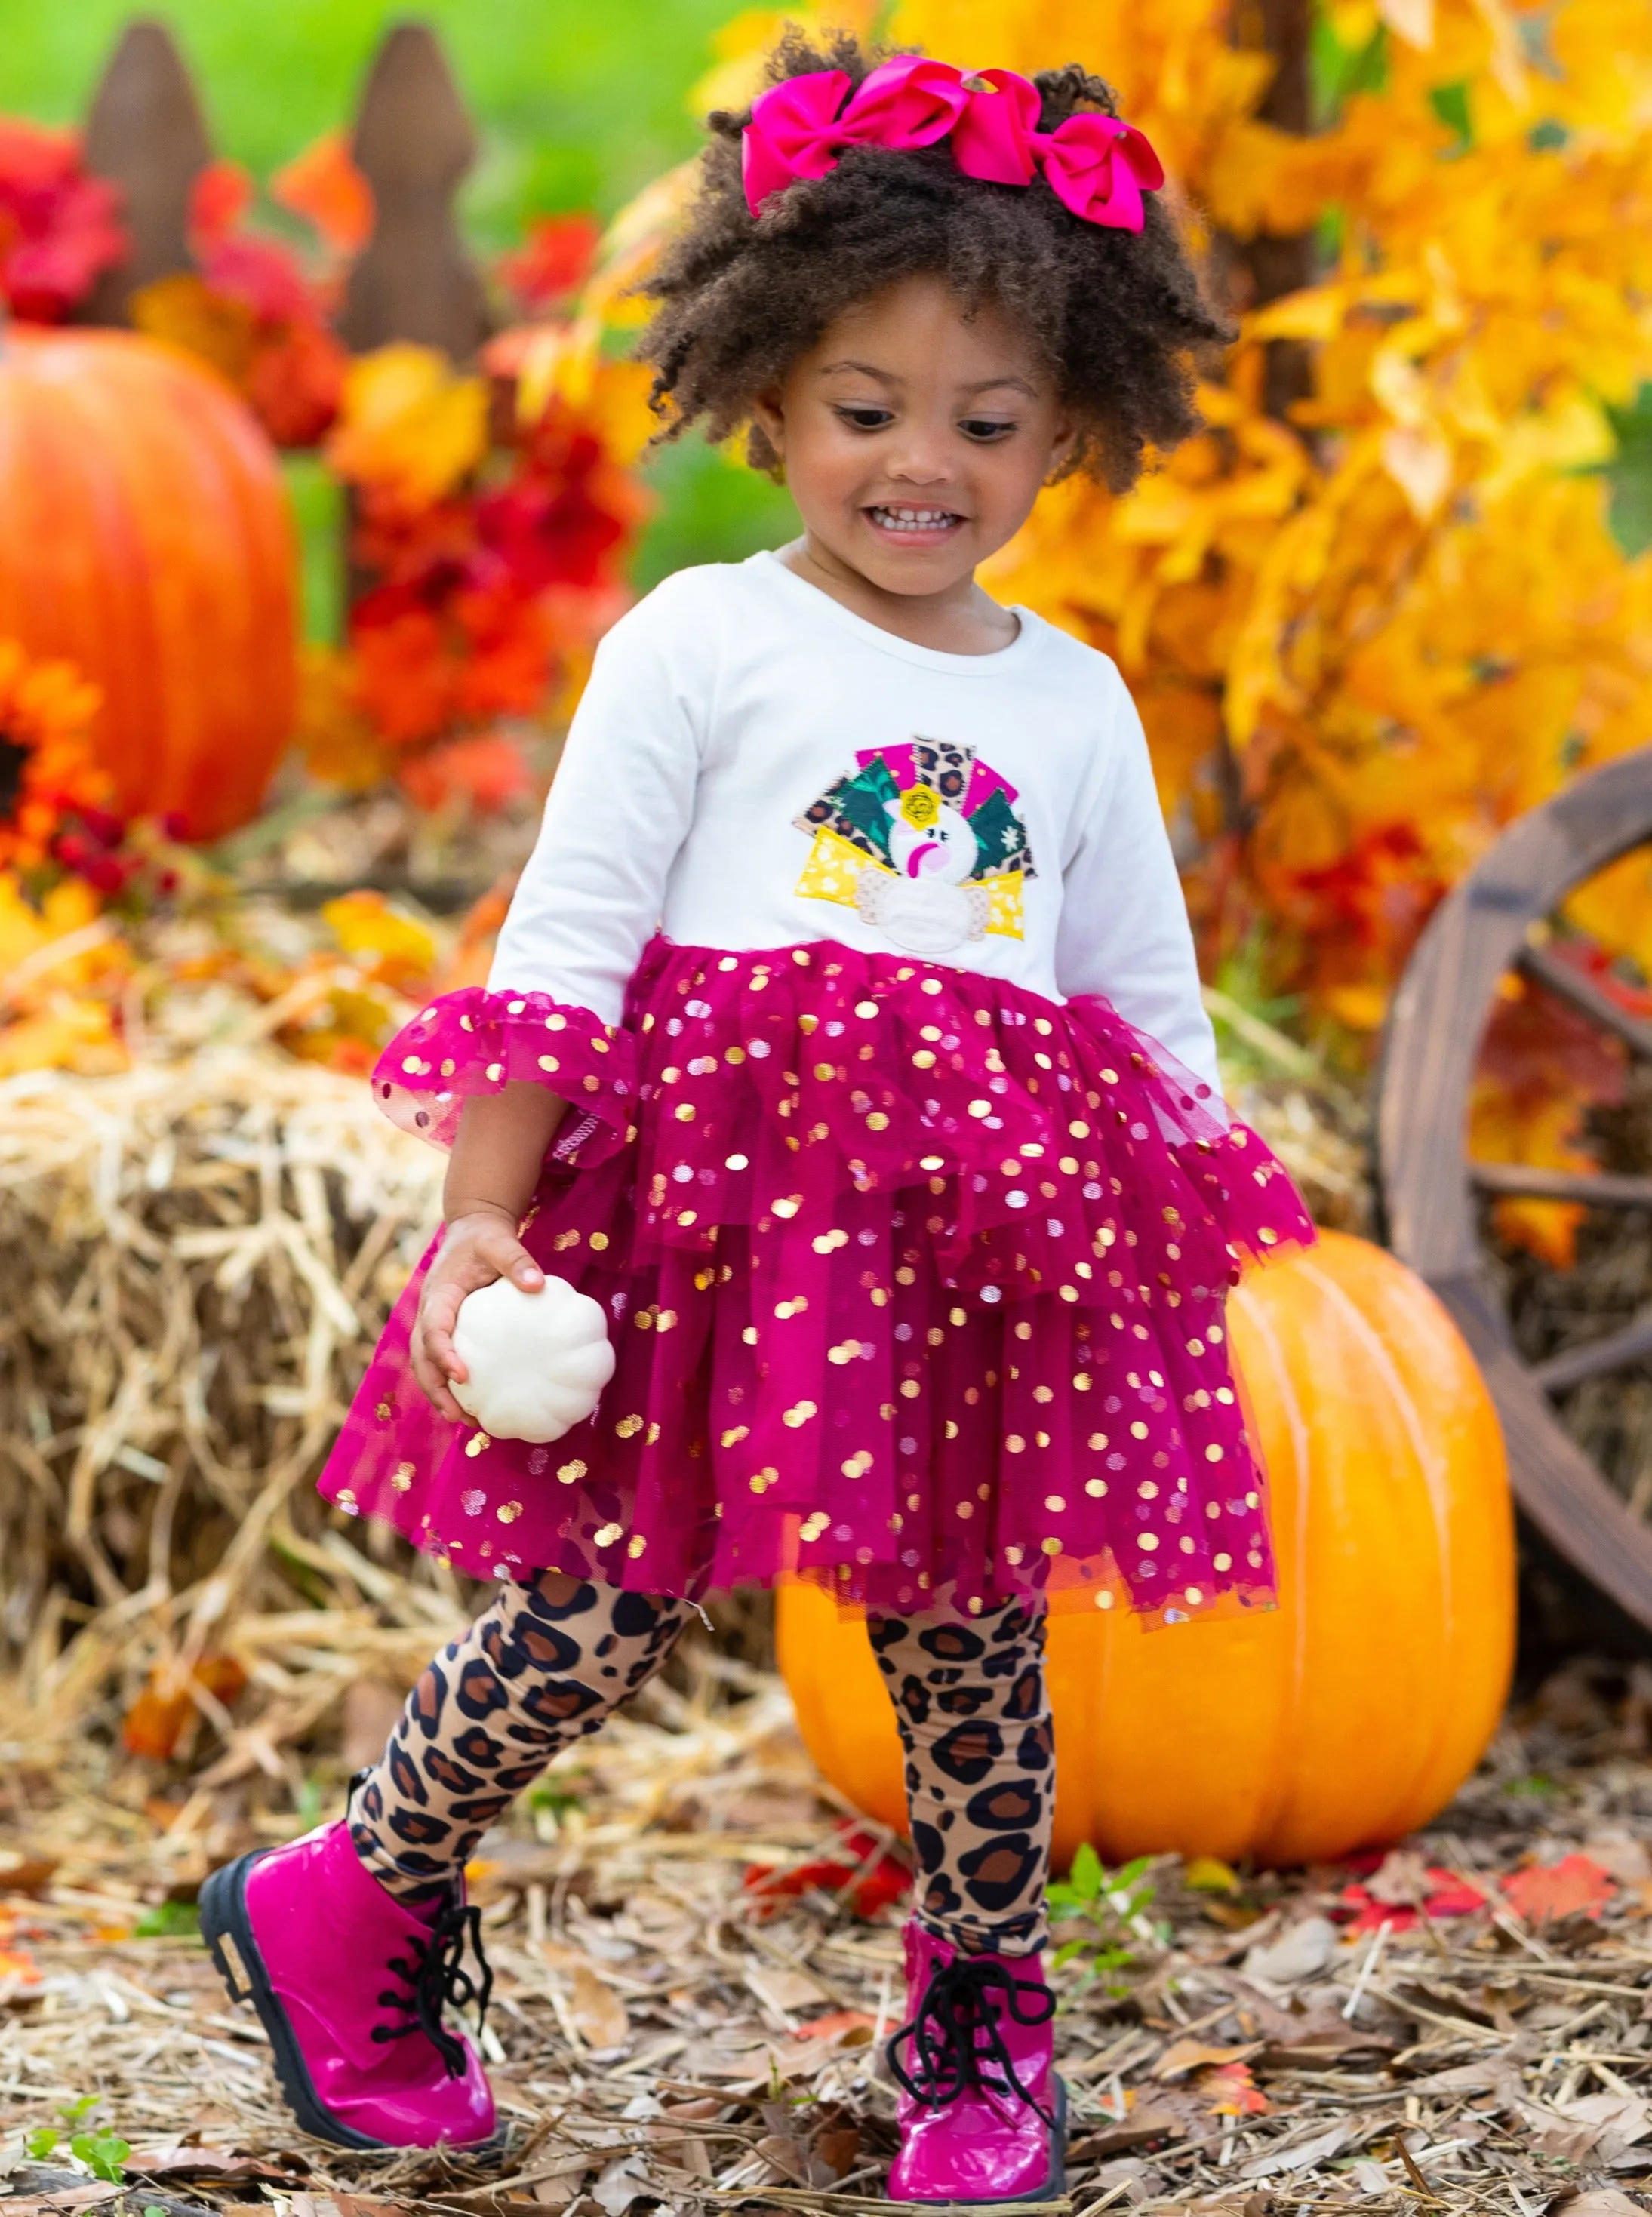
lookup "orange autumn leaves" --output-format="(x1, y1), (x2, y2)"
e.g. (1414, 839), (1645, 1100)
(303, 337), (652, 810)
(131, 139), (364, 450)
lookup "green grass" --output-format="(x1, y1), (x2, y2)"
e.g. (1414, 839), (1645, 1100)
(281, 453), (347, 645)
(633, 440), (799, 595)
(1, 0), (743, 239)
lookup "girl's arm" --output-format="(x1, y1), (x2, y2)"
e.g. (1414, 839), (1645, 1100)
(410, 1084), (568, 1422)
(405, 571), (717, 1419)
(1054, 675), (1223, 1107)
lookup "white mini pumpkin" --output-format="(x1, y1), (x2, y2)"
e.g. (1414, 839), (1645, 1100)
(451, 1275), (616, 1444)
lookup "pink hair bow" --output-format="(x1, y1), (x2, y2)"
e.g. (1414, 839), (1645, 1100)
(951, 69), (1164, 231)
(742, 56), (971, 217)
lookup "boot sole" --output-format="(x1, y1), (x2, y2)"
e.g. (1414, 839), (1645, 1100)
(891, 2075), (1068, 2209)
(202, 1852), (500, 2155)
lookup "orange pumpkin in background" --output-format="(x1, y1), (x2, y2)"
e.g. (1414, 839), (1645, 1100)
(0, 327), (296, 841)
(778, 1231), (1515, 1870)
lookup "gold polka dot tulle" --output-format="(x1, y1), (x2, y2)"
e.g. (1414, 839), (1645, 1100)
(334, 937), (1313, 1624)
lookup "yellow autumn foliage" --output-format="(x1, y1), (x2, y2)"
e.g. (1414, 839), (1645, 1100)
(325, 344), (490, 509)
(887, 0), (1652, 1032)
(0, 875), (128, 1077)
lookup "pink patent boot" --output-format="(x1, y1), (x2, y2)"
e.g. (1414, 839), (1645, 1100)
(886, 1919), (1065, 2205)
(200, 1819), (496, 2149)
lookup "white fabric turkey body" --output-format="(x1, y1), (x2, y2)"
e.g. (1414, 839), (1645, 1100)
(451, 1276), (615, 1444)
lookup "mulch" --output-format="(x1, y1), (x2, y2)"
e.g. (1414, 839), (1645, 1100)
(6, 1650), (1652, 2217)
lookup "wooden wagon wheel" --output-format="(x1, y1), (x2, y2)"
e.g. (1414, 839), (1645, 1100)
(1379, 744), (1652, 1631)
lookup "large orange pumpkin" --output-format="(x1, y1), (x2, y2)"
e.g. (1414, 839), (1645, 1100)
(0, 327), (296, 841)
(778, 1231), (1515, 1869)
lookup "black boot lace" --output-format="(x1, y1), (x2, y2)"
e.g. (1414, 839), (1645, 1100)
(887, 1953), (1055, 2127)
(370, 1892), (494, 2079)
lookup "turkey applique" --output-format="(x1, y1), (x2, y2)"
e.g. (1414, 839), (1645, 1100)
(793, 739), (1035, 956)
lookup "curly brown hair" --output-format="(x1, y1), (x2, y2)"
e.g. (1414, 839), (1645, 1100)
(635, 29), (1231, 491)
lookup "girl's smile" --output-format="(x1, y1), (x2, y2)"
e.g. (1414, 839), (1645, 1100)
(752, 273), (1075, 656)
(864, 502), (968, 543)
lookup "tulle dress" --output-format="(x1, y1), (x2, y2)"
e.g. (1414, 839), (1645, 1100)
(318, 556), (1315, 1623)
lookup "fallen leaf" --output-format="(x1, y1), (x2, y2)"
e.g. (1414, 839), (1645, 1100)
(1381, 421), (1452, 521)
(1404, 2059), (1500, 2093)
(1242, 1915), (1340, 1986)
(1239, 2121), (1355, 2177)
(1199, 2060), (1270, 2116)
(1364, 1846), (1434, 1905)
(1584, 1833), (1652, 1883)
(1555, 2092), (1652, 2157)
(569, 1960), (629, 2051)
(743, 1823), (911, 1918)
(745, 1964), (828, 2018)
(1081, 2156), (1160, 2204)
(1154, 2037), (1264, 2080)
(1069, 2113), (1183, 2160)
(1184, 1856), (1241, 1893)
(795, 2008), (878, 2044)
(655, 2139), (711, 2185)
(814, 2126), (860, 2178)
(1502, 1854), (1616, 1925)
(1202, 1901), (1269, 1929)
(128, 2152), (303, 2183)
(16, 2191), (125, 2215)
(1340, 1865), (1485, 1933)
(1257, 2025), (1395, 2071)
(1493, 2066), (1613, 2161)
(0, 1850), (59, 1896)
(755, 2134), (811, 2185)
(1554, 2194), (1648, 2217)
(589, 2155), (650, 2217)
(120, 1654), (248, 1762)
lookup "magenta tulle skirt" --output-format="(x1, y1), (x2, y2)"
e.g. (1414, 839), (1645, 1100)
(320, 936), (1314, 1622)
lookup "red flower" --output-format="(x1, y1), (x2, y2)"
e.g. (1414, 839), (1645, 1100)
(350, 610), (459, 748)
(497, 214), (601, 312)
(398, 731), (532, 816)
(453, 586), (557, 722)
(475, 451), (632, 595)
(189, 162), (316, 324)
(246, 316), (349, 447)
(0, 120), (125, 321)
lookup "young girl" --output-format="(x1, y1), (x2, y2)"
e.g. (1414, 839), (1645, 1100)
(202, 32), (1312, 2200)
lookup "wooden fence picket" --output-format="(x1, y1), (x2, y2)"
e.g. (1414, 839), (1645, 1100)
(340, 23), (490, 361)
(77, 17), (213, 326)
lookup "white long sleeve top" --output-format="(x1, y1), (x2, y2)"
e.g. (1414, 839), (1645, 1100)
(489, 549), (1220, 1098)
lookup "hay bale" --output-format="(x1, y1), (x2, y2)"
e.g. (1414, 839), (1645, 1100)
(0, 1050), (451, 1757)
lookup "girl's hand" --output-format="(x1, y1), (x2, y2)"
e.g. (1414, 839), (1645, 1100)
(411, 1205), (545, 1422)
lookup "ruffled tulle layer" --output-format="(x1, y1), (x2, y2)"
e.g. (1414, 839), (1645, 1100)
(322, 936), (1313, 1621)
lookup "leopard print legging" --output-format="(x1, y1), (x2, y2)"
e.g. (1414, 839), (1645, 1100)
(349, 1571), (1052, 1956)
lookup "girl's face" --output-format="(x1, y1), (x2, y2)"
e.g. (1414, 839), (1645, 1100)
(753, 274), (1075, 602)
